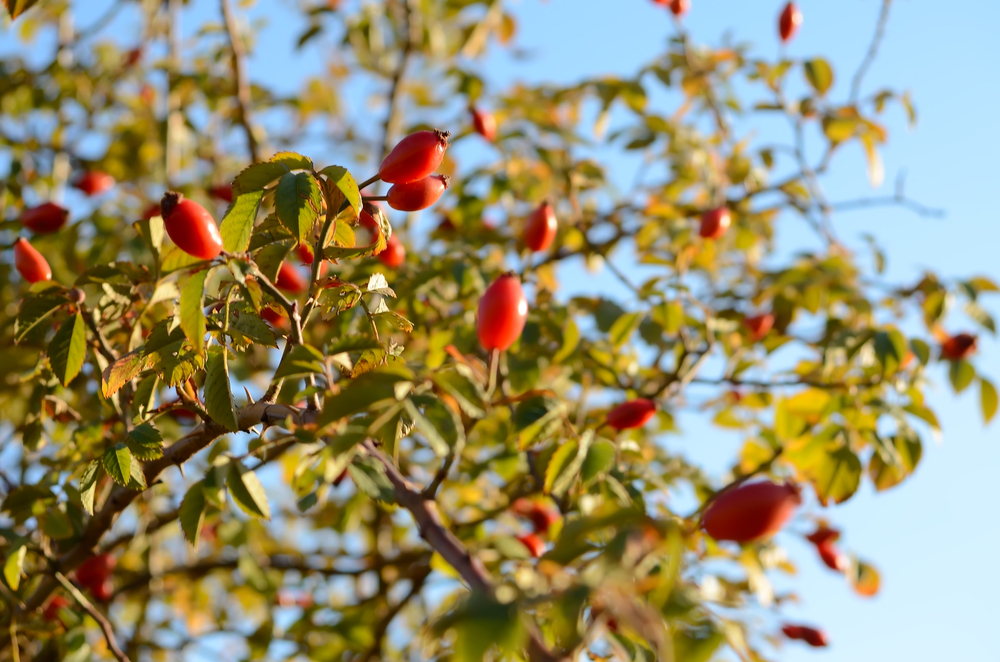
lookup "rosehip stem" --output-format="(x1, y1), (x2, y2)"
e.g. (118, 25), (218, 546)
(358, 174), (381, 190)
(363, 195), (388, 202)
(486, 348), (500, 399)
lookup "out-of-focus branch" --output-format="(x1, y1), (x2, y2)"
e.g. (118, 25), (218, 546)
(361, 439), (569, 662)
(824, 193), (944, 218)
(380, 0), (417, 161)
(356, 564), (432, 662)
(220, 0), (262, 162)
(851, 0), (893, 103)
(54, 572), (131, 662)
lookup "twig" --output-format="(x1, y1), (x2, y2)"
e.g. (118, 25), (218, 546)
(220, 0), (261, 162)
(361, 439), (568, 662)
(851, 0), (893, 103)
(54, 572), (131, 662)
(823, 194), (944, 218)
(379, 0), (416, 162)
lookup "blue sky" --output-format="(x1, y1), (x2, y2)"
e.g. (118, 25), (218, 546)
(3, 1), (999, 660)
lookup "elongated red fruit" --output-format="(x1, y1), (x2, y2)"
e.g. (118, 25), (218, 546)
(378, 234), (405, 268)
(805, 525), (840, 547)
(379, 129), (450, 184)
(779, 2), (802, 43)
(702, 480), (801, 543)
(43, 596), (70, 622)
(20, 202), (69, 233)
(816, 541), (848, 571)
(75, 553), (116, 590)
(208, 183), (233, 203)
(297, 242), (315, 265)
(941, 333), (976, 361)
(607, 398), (657, 430)
(513, 499), (561, 534)
(13, 238), (52, 283)
(699, 207), (731, 239)
(159, 192), (224, 259)
(73, 171), (115, 197)
(782, 624), (828, 647)
(744, 313), (774, 341)
(524, 201), (557, 252)
(471, 107), (497, 142)
(276, 261), (308, 294)
(477, 273), (528, 351)
(516, 533), (546, 558)
(387, 175), (449, 212)
(261, 306), (288, 329)
(669, 0), (689, 16)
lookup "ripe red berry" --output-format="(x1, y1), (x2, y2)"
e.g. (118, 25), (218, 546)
(43, 596), (70, 622)
(75, 553), (116, 590)
(779, 2), (802, 43)
(378, 234), (406, 268)
(91, 578), (114, 602)
(386, 175), (449, 212)
(297, 242), (315, 265)
(477, 273), (528, 351)
(208, 183), (234, 203)
(669, 0), (690, 16)
(261, 306), (288, 329)
(159, 192), (224, 260)
(471, 107), (497, 142)
(20, 202), (69, 234)
(168, 405), (198, 423)
(13, 238), (52, 283)
(607, 398), (657, 430)
(73, 171), (115, 197)
(124, 47), (143, 67)
(744, 313), (775, 341)
(379, 129), (450, 184)
(702, 481), (801, 543)
(699, 207), (731, 239)
(524, 201), (557, 252)
(525, 504), (560, 534)
(941, 333), (977, 361)
(805, 525), (840, 547)
(276, 261), (308, 294)
(516, 533), (546, 558)
(816, 540), (848, 572)
(782, 624), (828, 647)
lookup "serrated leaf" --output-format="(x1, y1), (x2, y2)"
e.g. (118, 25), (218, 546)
(103, 443), (133, 486)
(366, 273), (394, 296)
(179, 481), (207, 547)
(227, 463), (271, 519)
(126, 422), (163, 460)
(79, 460), (101, 516)
(180, 270), (209, 356)
(804, 58), (834, 95)
(3, 543), (25, 590)
(981, 378), (998, 425)
(233, 161), (289, 195)
(204, 347), (239, 431)
(377, 311), (414, 332)
(327, 335), (384, 354)
(275, 171), (323, 245)
(15, 295), (65, 344)
(219, 190), (264, 253)
(48, 312), (87, 386)
(403, 399), (450, 457)
(132, 373), (159, 423)
(319, 165), (362, 215)
(270, 151), (313, 171)
(346, 458), (395, 504)
(317, 366), (413, 430)
(274, 343), (326, 379)
(544, 440), (580, 496)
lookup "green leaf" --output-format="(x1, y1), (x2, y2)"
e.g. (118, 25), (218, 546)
(949, 359), (976, 394)
(981, 378), (998, 425)
(319, 165), (362, 215)
(432, 368), (487, 419)
(204, 347), (239, 431)
(227, 462), (271, 520)
(270, 151), (313, 172)
(809, 444), (862, 506)
(580, 438), (616, 486)
(651, 299), (684, 336)
(3, 544), (25, 590)
(126, 422), (164, 460)
(219, 190), (264, 253)
(15, 295), (65, 344)
(869, 432), (922, 491)
(874, 328), (907, 376)
(403, 398), (450, 457)
(274, 343), (326, 379)
(552, 318), (580, 363)
(48, 312), (87, 386)
(132, 373), (159, 423)
(180, 270), (209, 357)
(804, 58), (834, 95)
(179, 481), (207, 548)
(515, 395), (566, 450)
(79, 460), (101, 516)
(317, 366), (413, 429)
(904, 403), (941, 430)
(275, 171), (323, 245)
(233, 161), (289, 195)
(327, 335), (384, 355)
(608, 311), (643, 349)
(346, 457), (395, 504)
(103, 443), (133, 487)
(545, 441), (579, 495)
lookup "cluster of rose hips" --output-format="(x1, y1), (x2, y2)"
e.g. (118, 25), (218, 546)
(512, 498), (561, 558)
(651, 0), (802, 45)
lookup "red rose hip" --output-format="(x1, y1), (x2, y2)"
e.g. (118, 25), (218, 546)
(471, 107), (497, 142)
(779, 2), (802, 43)
(13, 238), (52, 283)
(20, 202), (69, 234)
(524, 201), (557, 252)
(276, 261), (308, 294)
(378, 234), (406, 268)
(941, 333), (976, 361)
(744, 313), (774, 341)
(477, 273), (528, 351)
(73, 171), (115, 197)
(816, 540), (848, 572)
(159, 192), (224, 260)
(43, 596), (70, 622)
(607, 398), (657, 430)
(386, 175), (449, 212)
(702, 480), (801, 543)
(516, 533), (546, 558)
(782, 624), (828, 648)
(208, 183), (234, 203)
(378, 129), (450, 184)
(699, 207), (731, 239)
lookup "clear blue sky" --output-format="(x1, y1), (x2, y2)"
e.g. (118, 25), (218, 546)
(4, 1), (999, 660)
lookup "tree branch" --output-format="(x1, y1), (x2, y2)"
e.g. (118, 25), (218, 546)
(380, 0), (416, 161)
(851, 0), (893, 103)
(54, 571), (131, 662)
(220, 0), (261, 162)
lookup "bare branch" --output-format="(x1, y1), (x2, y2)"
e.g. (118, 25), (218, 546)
(54, 571), (131, 662)
(851, 0), (893, 103)
(220, 0), (262, 162)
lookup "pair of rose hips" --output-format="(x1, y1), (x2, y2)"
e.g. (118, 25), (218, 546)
(806, 524), (848, 572)
(513, 498), (561, 558)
